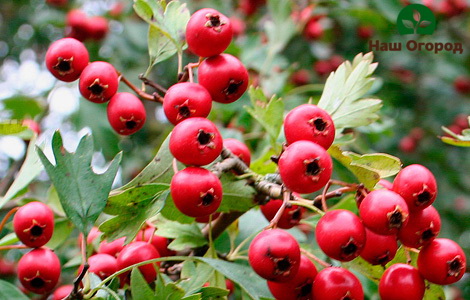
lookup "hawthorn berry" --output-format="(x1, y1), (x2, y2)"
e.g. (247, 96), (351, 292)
(312, 267), (364, 300)
(0, 257), (16, 276)
(86, 253), (118, 280)
(17, 248), (61, 294)
(169, 117), (223, 166)
(163, 82), (212, 125)
(135, 227), (176, 257)
(117, 241), (160, 285)
(79, 61), (119, 103)
(283, 104), (336, 149)
(98, 236), (126, 257)
(417, 238), (466, 285)
(379, 264), (425, 300)
(65, 10), (89, 41)
(198, 54), (249, 103)
(248, 229), (301, 282)
(278, 140), (333, 194)
(267, 255), (317, 300)
(223, 138), (251, 166)
(13, 201), (54, 248)
(315, 209), (366, 262)
(357, 25), (374, 40)
(86, 16), (109, 41)
(303, 17), (324, 40)
(186, 8), (233, 57)
(313, 60), (333, 77)
(52, 285), (73, 300)
(45, 37), (89, 82)
(399, 135), (416, 153)
(360, 228), (398, 266)
(260, 199), (305, 229)
(107, 92), (146, 135)
(398, 205), (441, 249)
(290, 69), (311, 86)
(454, 76), (470, 94)
(170, 167), (223, 218)
(392, 164), (437, 212)
(377, 179), (393, 190)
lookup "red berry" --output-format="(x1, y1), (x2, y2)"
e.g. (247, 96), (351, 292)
(398, 205), (441, 249)
(198, 54), (249, 103)
(0, 257), (16, 276)
(392, 164), (437, 212)
(313, 60), (332, 77)
(186, 8), (233, 57)
(79, 61), (119, 103)
(399, 136), (416, 153)
(267, 255), (317, 300)
(87, 253), (118, 280)
(379, 264), (425, 300)
(107, 92), (146, 135)
(260, 199), (305, 229)
(291, 69), (311, 86)
(86, 16), (109, 41)
(46, 0), (68, 7)
(377, 179), (393, 190)
(98, 237), (126, 257)
(303, 18), (324, 40)
(357, 25), (374, 40)
(223, 138), (251, 166)
(360, 228), (398, 266)
(248, 229), (301, 282)
(329, 55), (344, 71)
(22, 119), (41, 135)
(359, 189), (409, 235)
(65, 10), (89, 41)
(239, 0), (265, 16)
(453, 114), (469, 129)
(13, 202), (54, 248)
(170, 167), (223, 218)
(116, 241), (160, 285)
(163, 82), (212, 125)
(45, 37), (89, 82)
(169, 117), (223, 166)
(52, 285), (73, 300)
(409, 127), (425, 141)
(17, 248), (61, 294)
(284, 104), (335, 149)
(278, 140), (333, 194)
(417, 238), (466, 285)
(135, 227), (176, 257)
(230, 16), (246, 37)
(316, 209), (366, 262)
(312, 267), (364, 300)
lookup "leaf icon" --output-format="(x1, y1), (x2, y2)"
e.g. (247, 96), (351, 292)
(413, 9), (421, 22)
(402, 19), (414, 29)
(419, 20), (431, 28)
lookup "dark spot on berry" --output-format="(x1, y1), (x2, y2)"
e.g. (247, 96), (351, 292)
(30, 225), (43, 237)
(30, 277), (45, 288)
(276, 257), (291, 272)
(305, 160), (321, 176)
(416, 191), (431, 204)
(209, 15), (221, 27)
(448, 257), (463, 276)
(126, 121), (137, 130)
(201, 193), (214, 206)
(178, 106), (191, 118)
(388, 209), (405, 228)
(341, 240), (358, 257)
(197, 130), (212, 145)
(55, 59), (71, 72)
(313, 118), (327, 131)
(224, 80), (243, 95)
(421, 229), (435, 241)
(291, 208), (302, 221)
(88, 83), (104, 95)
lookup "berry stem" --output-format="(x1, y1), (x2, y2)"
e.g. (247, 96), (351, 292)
(179, 57), (203, 83)
(172, 158), (179, 174)
(265, 191), (290, 229)
(0, 206), (19, 234)
(300, 248), (332, 268)
(311, 186), (358, 205)
(138, 74), (168, 94)
(320, 181), (332, 212)
(118, 73), (163, 103)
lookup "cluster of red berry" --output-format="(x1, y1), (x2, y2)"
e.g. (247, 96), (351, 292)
(65, 9), (109, 42)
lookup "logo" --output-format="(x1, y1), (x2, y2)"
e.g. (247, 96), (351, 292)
(397, 4), (436, 35)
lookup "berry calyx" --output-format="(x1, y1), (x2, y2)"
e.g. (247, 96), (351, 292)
(13, 201), (55, 248)
(379, 264), (425, 300)
(79, 61), (119, 103)
(17, 248), (61, 294)
(107, 92), (147, 135)
(45, 38), (89, 82)
(360, 228), (398, 266)
(116, 241), (160, 285)
(260, 199), (305, 229)
(312, 267), (364, 300)
(398, 205), (441, 249)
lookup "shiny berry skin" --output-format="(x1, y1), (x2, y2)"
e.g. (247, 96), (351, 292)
(198, 54), (249, 104)
(107, 92), (146, 135)
(267, 255), (317, 300)
(316, 209), (366, 262)
(79, 61), (119, 103)
(303, 18), (324, 40)
(17, 248), (61, 295)
(379, 264), (425, 300)
(359, 189), (409, 235)
(170, 167), (223, 218)
(135, 227), (176, 257)
(45, 38), (89, 82)
(86, 16), (109, 41)
(278, 140), (333, 194)
(52, 285), (73, 300)
(284, 104), (335, 149)
(377, 179), (393, 190)
(223, 138), (251, 166)
(312, 267), (364, 300)
(360, 228), (398, 266)
(392, 164), (437, 212)
(186, 8), (233, 57)
(98, 237), (126, 257)
(117, 241), (160, 285)
(417, 238), (466, 285)
(398, 205), (441, 249)
(13, 202), (54, 248)
(87, 253), (118, 280)
(163, 82), (212, 125)
(248, 229), (301, 282)
(169, 117), (223, 166)
(261, 199), (305, 229)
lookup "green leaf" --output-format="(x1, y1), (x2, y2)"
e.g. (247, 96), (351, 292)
(45, 218), (74, 249)
(148, 25), (178, 68)
(155, 274), (186, 300)
(218, 173), (257, 213)
(131, 268), (156, 300)
(249, 147), (279, 175)
(0, 280), (29, 300)
(0, 233), (19, 247)
(424, 283), (445, 300)
(265, 0), (296, 54)
(2, 96), (44, 120)
(200, 287), (229, 298)
(180, 261), (215, 296)
(36, 131), (122, 237)
(0, 121), (30, 137)
(154, 217), (207, 251)
(441, 124), (470, 147)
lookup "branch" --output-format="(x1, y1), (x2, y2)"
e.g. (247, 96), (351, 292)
(119, 74), (163, 103)
(138, 74), (168, 94)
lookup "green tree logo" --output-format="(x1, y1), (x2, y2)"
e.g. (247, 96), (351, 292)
(397, 4), (436, 35)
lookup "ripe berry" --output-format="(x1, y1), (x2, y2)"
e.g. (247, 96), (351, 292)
(278, 140), (333, 194)
(163, 82), (212, 125)
(79, 61), (119, 103)
(198, 54), (249, 104)
(399, 136), (416, 153)
(392, 164), (437, 212)
(248, 229), (301, 282)
(135, 227), (176, 257)
(45, 37), (89, 82)
(360, 228), (398, 266)
(316, 209), (366, 262)
(290, 69), (311, 86)
(0, 257), (16, 276)
(417, 238), (466, 285)
(283, 104), (335, 149)
(312, 267), (364, 300)
(86, 16), (109, 41)
(303, 17), (324, 40)
(13, 201), (54, 248)
(52, 285), (73, 300)
(359, 189), (409, 235)
(377, 179), (393, 190)
(86, 253), (118, 280)
(98, 236), (126, 257)
(260, 199), (305, 229)
(46, 0), (68, 7)
(186, 8), (233, 57)
(398, 205), (441, 249)
(267, 255), (317, 300)
(170, 167), (223, 218)
(357, 25), (374, 40)
(17, 248), (61, 294)
(223, 138), (251, 166)
(65, 10), (89, 41)
(379, 264), (425, 300)
(169, 117), (223, 166)
(107, 92), (146, 135)
(117, 241), (160, 285)
(313, 60), (332, 77)
(454, 76), (470, 94)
